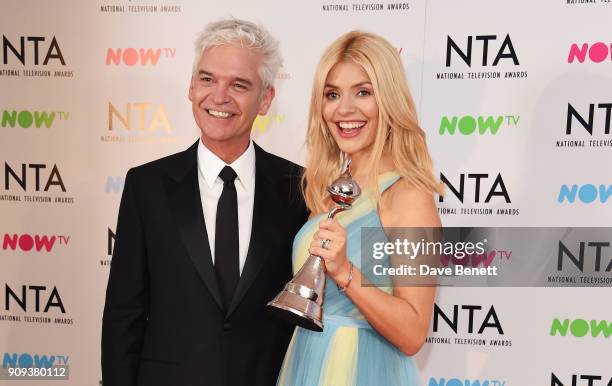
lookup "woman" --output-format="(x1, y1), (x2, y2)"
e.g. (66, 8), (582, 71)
(277, 31), (443, 386)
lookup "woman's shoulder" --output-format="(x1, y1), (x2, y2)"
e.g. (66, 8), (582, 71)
(380, 177), (441, 228)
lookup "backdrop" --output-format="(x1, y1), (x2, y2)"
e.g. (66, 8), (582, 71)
(1, 0), (611, 385)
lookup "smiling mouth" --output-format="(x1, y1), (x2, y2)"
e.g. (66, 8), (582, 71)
(337, 121), (366, 136)
(206, 109), (234, 118)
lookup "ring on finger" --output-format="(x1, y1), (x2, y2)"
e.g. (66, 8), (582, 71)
(321, 239), (331, 250)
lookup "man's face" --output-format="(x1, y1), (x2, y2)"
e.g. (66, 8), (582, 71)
(189, 44), (274, 150)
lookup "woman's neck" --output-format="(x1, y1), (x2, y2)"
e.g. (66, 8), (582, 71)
(348, 153), (395, 188)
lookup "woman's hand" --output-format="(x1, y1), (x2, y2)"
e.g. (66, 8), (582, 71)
(309, 218), (351, 285)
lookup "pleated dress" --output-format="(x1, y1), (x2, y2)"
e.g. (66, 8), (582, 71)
(277, 172), (420, 386)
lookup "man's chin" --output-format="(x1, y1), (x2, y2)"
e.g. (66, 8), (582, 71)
(198, 124), (237, 140)
(200, 131), (251, 145)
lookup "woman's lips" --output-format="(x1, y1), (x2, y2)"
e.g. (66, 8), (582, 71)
(336, 121), (366, 138)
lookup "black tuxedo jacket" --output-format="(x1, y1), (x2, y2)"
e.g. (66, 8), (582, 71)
(102, 141), (308, 386)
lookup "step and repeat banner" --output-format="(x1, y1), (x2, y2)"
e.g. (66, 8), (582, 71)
(1, 0), (611, 385)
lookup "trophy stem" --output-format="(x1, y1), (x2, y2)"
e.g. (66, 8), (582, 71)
(328, 206), (347, 219)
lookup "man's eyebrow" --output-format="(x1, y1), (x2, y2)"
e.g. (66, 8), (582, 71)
(233, 77), (254, 87)
(196, 71), (254, 87)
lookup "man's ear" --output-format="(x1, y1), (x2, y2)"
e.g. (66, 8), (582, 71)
(188, 76), (195, 102)
(258, 87), (275, 115)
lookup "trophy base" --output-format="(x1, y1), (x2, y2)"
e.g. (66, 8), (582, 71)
(266, 292), (323, 332)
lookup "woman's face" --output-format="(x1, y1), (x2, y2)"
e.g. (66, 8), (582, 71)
(322, 61), (379, 160)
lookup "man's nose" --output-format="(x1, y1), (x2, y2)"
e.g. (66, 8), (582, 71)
(211, 84), (230, 104)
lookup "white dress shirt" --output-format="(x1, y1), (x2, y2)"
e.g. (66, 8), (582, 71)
(197, 139), (255, 275)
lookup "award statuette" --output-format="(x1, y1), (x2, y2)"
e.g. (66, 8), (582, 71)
(266, 160), (361, 331)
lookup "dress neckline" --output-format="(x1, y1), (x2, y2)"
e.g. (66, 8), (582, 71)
(307, 171), (401, 220)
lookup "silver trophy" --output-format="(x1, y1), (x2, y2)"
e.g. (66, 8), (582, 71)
(267, 159), (361, 331)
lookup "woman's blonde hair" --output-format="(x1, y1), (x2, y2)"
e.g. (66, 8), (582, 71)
(302, 30), (443, 214)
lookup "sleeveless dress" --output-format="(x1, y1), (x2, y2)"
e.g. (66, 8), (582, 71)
(277, 171), (421, 386)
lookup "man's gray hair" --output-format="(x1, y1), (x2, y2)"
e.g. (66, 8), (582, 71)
(193, 19), (282, 90)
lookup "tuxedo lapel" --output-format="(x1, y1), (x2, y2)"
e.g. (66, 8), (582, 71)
(164, 141), (224, 311)
(226, 144), (282, 317)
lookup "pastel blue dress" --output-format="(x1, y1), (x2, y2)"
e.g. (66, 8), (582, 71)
(277, 172), (421, 386)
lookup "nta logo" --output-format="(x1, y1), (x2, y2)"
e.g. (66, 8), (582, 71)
(552, 373), (612, 386)
(2, 110), (69, 129)
(2, 233), (70, 252)
(558, 184), (611, 204)
(2, 35), (65, 65)
(558, 240), (612, 273)
(550, 318), (611, 338)
(433, 304), (503, 334)
(108, 228), (115, 256)
(101, 228), (116, 267)
(105, 47), (176, 66)
(568, 42), (612, 64)
(428, 378), (506, 386)
(3, 163), (66, 192)
(439, 115), (519, 135)
(439, 173), (510, 203)
(4, 284), (66, 313)
(446, 34), (519, 67)
(566, 103), (611, 136)
(108, 102), (171, 132)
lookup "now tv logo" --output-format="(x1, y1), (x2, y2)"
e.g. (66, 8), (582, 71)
(568, 42), (612, 64)
(2, 110), (69, 129)
(558, 184), (612, 204)
(251, 114), (285, 134)
(439, 115), (519, 135)
(2, 233), (69, 252)
(2, 352), (69, 368)
(105, 47), (176, 66)
(105, 176), (124, 193)
(550, 318), (612, 338)
(440, 250), (512, 268)
(428, 379), (505, 386)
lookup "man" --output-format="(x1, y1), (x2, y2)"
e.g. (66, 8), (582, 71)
(102, 19), (308, 386)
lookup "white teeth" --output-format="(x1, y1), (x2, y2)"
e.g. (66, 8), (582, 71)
(338, 122), (365, 129)
(208, 109), (233, 118)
